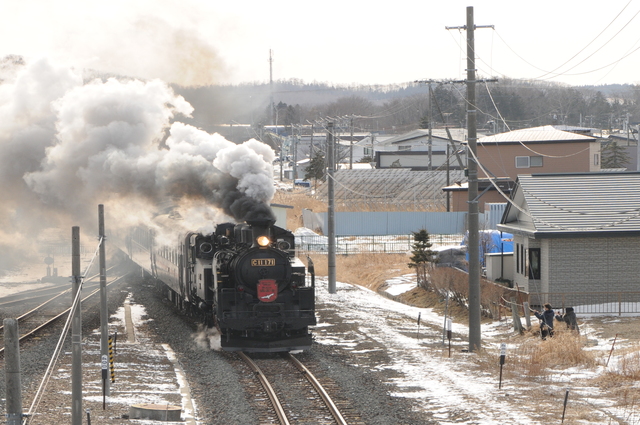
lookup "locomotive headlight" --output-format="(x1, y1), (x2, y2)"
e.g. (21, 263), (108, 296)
(256, 235), (271, 247)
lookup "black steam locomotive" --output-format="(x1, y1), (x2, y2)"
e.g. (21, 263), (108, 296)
(127, 218), (316, 352)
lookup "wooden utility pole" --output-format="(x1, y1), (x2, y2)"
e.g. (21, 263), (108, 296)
(446, 6), (494, 352)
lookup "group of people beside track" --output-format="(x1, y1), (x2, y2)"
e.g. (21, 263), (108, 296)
(532, 303), (579, 339)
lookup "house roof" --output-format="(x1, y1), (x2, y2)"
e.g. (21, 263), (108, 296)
(477, 125), (597, 145)
(498, 172), (640, 238)
(380, 128), (468, 146)
(383, 129), (451, 145)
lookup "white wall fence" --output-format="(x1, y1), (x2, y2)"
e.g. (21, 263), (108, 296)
(295, 233), (464, 255)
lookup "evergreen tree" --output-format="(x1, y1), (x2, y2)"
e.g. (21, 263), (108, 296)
(408, 229), (437, 289)
(601, 141), (631, 169)
(304, 151), (326, 187)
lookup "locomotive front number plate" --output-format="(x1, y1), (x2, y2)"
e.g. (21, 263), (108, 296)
(251, 258), (276, 266)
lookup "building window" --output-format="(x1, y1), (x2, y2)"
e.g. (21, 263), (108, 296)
(363, 147), (372, 156)
(516, 243), (520, 274)
(529, 248), (541, 280)
(594, 153), (599, 165)
(530, 156), (543, 167)
(515, 156), (543, 168)
(398, 146), (411, 151)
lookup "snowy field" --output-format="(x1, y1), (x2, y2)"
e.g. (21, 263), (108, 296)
(313, 275), (640, 424)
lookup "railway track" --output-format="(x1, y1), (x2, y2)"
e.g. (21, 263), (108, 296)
(239, 352), (355, 425)
(0, 271), (128, 355)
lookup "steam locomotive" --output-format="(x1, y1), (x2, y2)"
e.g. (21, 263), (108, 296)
(126, 217), (316, 352)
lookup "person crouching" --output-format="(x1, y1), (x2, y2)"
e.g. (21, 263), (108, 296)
(533, 303), (555, 340)
(556, 307), (579, 334)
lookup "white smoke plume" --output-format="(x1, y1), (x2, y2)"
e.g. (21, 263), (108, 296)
(0, 57), (276, 272)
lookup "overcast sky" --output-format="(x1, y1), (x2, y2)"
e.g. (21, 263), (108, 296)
(1, 0), (639, 87)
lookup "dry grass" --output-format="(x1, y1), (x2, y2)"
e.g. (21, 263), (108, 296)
(597, 343), (640, 386)
(307, 253), (412, 292)
(272, 189), (327, 230)
(515, 330), (597, 374)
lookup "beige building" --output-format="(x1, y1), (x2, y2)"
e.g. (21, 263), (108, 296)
(444, 126), (601, 212)
(476, 125), (601, 181)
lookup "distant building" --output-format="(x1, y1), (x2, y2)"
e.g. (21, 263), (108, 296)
(444, 125), (603, 213)
(475, 125), (601, 182)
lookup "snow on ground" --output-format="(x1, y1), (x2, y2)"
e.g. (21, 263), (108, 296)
(314, 278), (535, 424)
(314, 275), (633, 424)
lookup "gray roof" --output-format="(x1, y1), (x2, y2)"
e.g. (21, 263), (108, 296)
(381, 128), (468, 145)
(478, 125), (597, 145)
(314, 168), (465, 209)
(498, 172), (640, 237)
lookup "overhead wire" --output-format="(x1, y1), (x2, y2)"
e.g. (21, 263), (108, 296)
(467, 147), (640, 231)
(482, 80), (592, 159)
(535, 4), (640, 80)
(446, 2), (640, 84)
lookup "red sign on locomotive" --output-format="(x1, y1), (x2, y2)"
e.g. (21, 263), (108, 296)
(257, 279), (278, 302)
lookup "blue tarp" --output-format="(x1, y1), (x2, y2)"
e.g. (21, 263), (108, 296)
(462, 230), (513, 265)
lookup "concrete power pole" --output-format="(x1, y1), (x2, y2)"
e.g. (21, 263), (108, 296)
(4, 319), (22, 425)
(71, 226), (83, 425)
(465, 7), (482, 353)
(269, 49), (275, 126)
(98, 205), (109, 395)
(447, 6), (494, 352)
(327, 122), (336, 294)
(349, 116), (354, 169)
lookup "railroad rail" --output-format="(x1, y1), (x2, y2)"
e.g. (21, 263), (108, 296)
(0, 271), (127, 355)
(238, 352), (348, 425)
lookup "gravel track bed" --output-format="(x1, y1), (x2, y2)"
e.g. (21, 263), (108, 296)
(2, 271), (433, 424)
(132, 274), (434, 424)
(0, 274), (132, 422)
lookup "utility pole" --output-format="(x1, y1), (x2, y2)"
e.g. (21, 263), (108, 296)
(327, 122), (336, 294)
(349, 116), (354, 169)
(636, 124), (640, 171)
(428, 84), (433, 170)
(269, 49), (275, 126)
(446, 6), (494, 353)
(71, 226), (82, 425)
(4, 319), (22, 425)
(293, 127), (298, 183)
(98, 205), (109, 395)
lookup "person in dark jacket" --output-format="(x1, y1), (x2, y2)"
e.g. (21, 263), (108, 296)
(556, 307), (579, 333)
(533, 303), (555, 340)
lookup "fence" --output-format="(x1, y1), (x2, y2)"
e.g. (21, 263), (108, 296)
(533, 292), (640, 316)
(295, 234), (463, 255)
